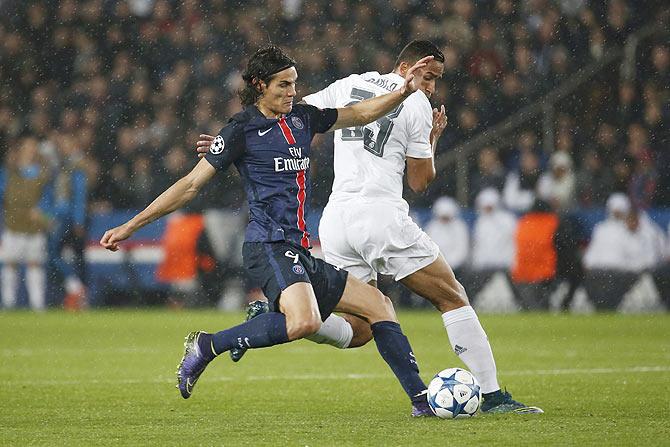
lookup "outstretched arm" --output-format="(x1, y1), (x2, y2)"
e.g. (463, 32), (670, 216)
(100, 158), (216, 251)
(329, 56), (433, 131)
(193, 58), (431, 156)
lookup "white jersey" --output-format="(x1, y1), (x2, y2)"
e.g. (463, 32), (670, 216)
(303, 72), (433, 209)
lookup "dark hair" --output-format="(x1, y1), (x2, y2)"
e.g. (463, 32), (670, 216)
(238, 45), (296, 106)
(394, 40), (445, 68)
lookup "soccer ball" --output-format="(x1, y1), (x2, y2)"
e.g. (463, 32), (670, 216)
(427, 368), (482, 419)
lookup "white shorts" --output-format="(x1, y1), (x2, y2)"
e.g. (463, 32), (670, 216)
(318, 201), (439, 283)
(1, 229), (47, 264)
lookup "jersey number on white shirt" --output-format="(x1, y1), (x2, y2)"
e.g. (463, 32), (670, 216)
(341, 88), (404, 157)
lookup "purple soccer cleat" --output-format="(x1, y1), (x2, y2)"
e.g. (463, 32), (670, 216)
(176, 331), (212, 399)
(411, 391), (436, 418)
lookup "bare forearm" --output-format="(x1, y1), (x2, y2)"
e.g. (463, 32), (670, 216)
(430, 133), (439, 155)
(425, 157), (437, 182)
(354, 89), (409, 125)
(100, 158), (215, 251)
(329, 56), (431, 131)
(333, 90), (409, 130)
(127, 177), (198, 232)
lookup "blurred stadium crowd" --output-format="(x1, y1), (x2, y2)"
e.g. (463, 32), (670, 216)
(0, 0), (668, 310)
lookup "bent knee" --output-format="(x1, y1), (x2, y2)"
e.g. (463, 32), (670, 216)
(366, 291), (398, 323)
(381, 294), (396, 316)
(287, 317), (322, 340)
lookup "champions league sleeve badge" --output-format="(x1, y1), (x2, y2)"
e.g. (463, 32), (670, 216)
(210, 135), (225, 154)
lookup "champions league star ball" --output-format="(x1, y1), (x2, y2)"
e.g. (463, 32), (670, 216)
(427, 368), (482, 419)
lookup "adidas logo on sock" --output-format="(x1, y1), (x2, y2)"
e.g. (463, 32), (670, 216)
(454, 344), (468, 355)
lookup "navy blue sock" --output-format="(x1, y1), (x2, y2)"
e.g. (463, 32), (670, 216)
(371, 321), (427, 399)
(198, 312), (289, 361)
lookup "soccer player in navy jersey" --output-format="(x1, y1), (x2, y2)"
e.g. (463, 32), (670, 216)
(100, 46), (436, 416)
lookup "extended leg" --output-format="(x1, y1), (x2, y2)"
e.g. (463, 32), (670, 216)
(230, 301), (372, 363)
(334, 275), (431, 416)
(401, 255), (542, 413)
(176, 282), (320, 398)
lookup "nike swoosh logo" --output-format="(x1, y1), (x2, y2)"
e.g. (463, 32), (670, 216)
(258, 128), (272, 136)
(186, 377), (194, 394)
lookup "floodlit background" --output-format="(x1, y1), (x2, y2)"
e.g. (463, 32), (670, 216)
(1, 2), (670, 446)
(0, 1), (668, 310)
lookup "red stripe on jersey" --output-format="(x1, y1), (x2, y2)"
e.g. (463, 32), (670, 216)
(278, 117), (297, 145)
(295, 169), (309, 248)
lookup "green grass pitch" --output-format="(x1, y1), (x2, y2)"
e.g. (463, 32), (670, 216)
(1, 310), (669, 446)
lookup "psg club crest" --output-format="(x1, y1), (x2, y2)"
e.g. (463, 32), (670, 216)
(292, 264), (305, 275)
(291, 116), (304, 129)
(210, 135), (225, 154)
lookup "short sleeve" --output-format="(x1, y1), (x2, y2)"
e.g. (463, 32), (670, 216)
(405, 93), (433, 159)
(302, 104), (338, 135)
(302, 88), (333, 109)
(204, 121), (247, 171)
(302, 77), (349, 109)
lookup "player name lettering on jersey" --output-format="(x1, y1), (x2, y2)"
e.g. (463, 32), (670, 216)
(274, 156), (310, 172)
(363, 76), (398, 92)
(303, 71), (433, 207)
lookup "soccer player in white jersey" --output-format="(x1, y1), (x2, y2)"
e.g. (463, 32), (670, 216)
(197, 41), (542, 414)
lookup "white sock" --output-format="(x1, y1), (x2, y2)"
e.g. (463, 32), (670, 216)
(442, 305), (500, 394)
(26, 266), (46, 311)
(65, 276), (84, 295)
(2, 265), (18, 308)
(306, 314), (353, 349)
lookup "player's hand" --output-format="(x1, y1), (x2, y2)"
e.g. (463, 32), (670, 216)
(196, 134), (215, 158)
(100, 223), (133, 252)
(430, 105), (447, 143)
(400, 55), (434, 97)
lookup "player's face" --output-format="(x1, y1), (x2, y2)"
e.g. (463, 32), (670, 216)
(400, 60), (444, 98)
(258, 67), (298, 117)
(413, 60), (444, 99)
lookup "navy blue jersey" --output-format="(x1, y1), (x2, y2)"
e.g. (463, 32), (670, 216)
(204, 104), (338, 248)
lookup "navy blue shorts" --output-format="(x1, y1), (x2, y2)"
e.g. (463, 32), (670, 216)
(242, 241), (349, 321)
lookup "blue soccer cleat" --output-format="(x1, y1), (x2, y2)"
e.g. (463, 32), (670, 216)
(229, 300), (269, 362)
(480, 389), (544, 414)
(176, 331), (212, 399)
